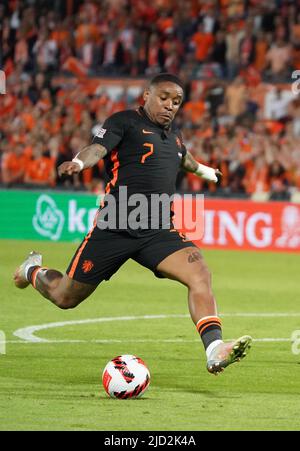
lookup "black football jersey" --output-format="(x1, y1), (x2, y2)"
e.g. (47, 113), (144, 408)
(92, 107), (187, 233)
(92, 106), (187, 198)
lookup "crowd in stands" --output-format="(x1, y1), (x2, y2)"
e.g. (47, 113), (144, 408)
(1, 0), (300, 200)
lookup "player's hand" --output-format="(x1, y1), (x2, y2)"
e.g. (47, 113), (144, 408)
(58, 161), (82, 177)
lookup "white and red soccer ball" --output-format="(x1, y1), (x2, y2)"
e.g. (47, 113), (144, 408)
(102, 354), (150, 399)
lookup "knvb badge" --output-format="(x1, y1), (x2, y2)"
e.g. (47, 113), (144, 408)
(0, 70), (6, 95)
(0, 330), (6, 355)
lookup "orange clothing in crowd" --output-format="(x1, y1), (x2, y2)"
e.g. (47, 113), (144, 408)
(157, 16), (174, 34)
(1, 152), (27, 182)
(0, 94), (17, 117)
(43, 116), (63, 134)
(90, 95), (109, 113)
(293, 171), (300, 189)
(25, 156), (56, 185)
(51, 29), (71, 46)
(239, 139), (252, 153)
(23, 146), (33, 160)
(264, 120), (284, 135)
(73, 103), (85, 124)
(191, 32), (214, 61)
(62, 56), (88, 78)
(292, 46), (300, 70)
(36, 97), (52, 112)
(292, 24), (300, 41)
(243, 164), (269, 194)
(21, 112), (36, 131)
(75, 24), (100, 49)
(254, 40), (268, 72)
(183, 100), (206, 122)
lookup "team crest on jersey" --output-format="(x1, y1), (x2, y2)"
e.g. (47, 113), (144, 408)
(95, 128), (107, 138)
(82, 260), (94, 273)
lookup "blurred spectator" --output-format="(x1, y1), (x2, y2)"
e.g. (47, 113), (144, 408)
(190, 23), (214, 64)
(24, 143), (56, 187)
(1, 143), (26, 185)
(210, 30), (227, 77)
(288, 97), (300, 137)
(253, 31), (269, 72)
(225, 22), (245, 79)
(265, 38), (292, 81)
(225, 76), (248, 117)
(269, 160), (290, 200)
(32, 30), (58, 72)
(265, 87), (294, 122)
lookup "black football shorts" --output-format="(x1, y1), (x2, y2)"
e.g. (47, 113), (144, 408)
(66, 226), (197, 285)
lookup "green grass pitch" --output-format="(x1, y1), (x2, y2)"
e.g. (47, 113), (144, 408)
(0, 239), (300, 431)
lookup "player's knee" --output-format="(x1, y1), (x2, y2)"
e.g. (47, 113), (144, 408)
(188, 265), (212, 292)
(56, 294), (80, 310)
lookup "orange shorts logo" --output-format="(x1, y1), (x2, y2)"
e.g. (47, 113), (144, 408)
(82, 260), (94, 273)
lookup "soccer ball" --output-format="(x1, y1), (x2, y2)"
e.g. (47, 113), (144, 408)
(102, 354), (150, 399)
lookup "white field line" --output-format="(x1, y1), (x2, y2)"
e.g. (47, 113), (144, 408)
(7, 312), (300, 344)
(2, 338), (293, 344)
(13, 314), (188, 342)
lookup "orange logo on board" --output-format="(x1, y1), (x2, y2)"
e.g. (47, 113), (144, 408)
(82, 260), (94, 273)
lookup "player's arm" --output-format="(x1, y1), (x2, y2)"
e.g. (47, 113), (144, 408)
(58, 111), (127, 177)
(181, 150), (221, 183)
(57, 144), (107, 177)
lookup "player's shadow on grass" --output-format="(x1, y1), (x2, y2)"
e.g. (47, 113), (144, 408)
(100, 395), (152, 401)
(171, 388), (242, 398)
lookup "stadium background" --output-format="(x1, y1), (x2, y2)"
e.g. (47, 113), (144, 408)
(1, 0), (300, 432)
(0, 0), (300, 253)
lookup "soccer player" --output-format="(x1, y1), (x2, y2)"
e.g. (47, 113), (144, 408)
(14, 73), (252, 375)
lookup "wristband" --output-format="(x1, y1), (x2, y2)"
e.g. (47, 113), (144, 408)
(72, 155), (84, 171)
(195, 163), (218, 183)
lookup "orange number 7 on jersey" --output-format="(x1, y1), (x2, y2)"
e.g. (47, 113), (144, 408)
(141, 143), (154, 163)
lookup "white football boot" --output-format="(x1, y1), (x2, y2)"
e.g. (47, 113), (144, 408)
(207, 335), (252, 375)
(14, 251), (42, 289)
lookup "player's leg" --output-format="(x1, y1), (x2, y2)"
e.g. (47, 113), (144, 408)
(157, 247), (217, 321)
(155, 246), (222, 353)
(14, 251), (97, 309)
(134, 231), (252, 374)
(155, 246), (252, 374)
(14, 228), (139, 309)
